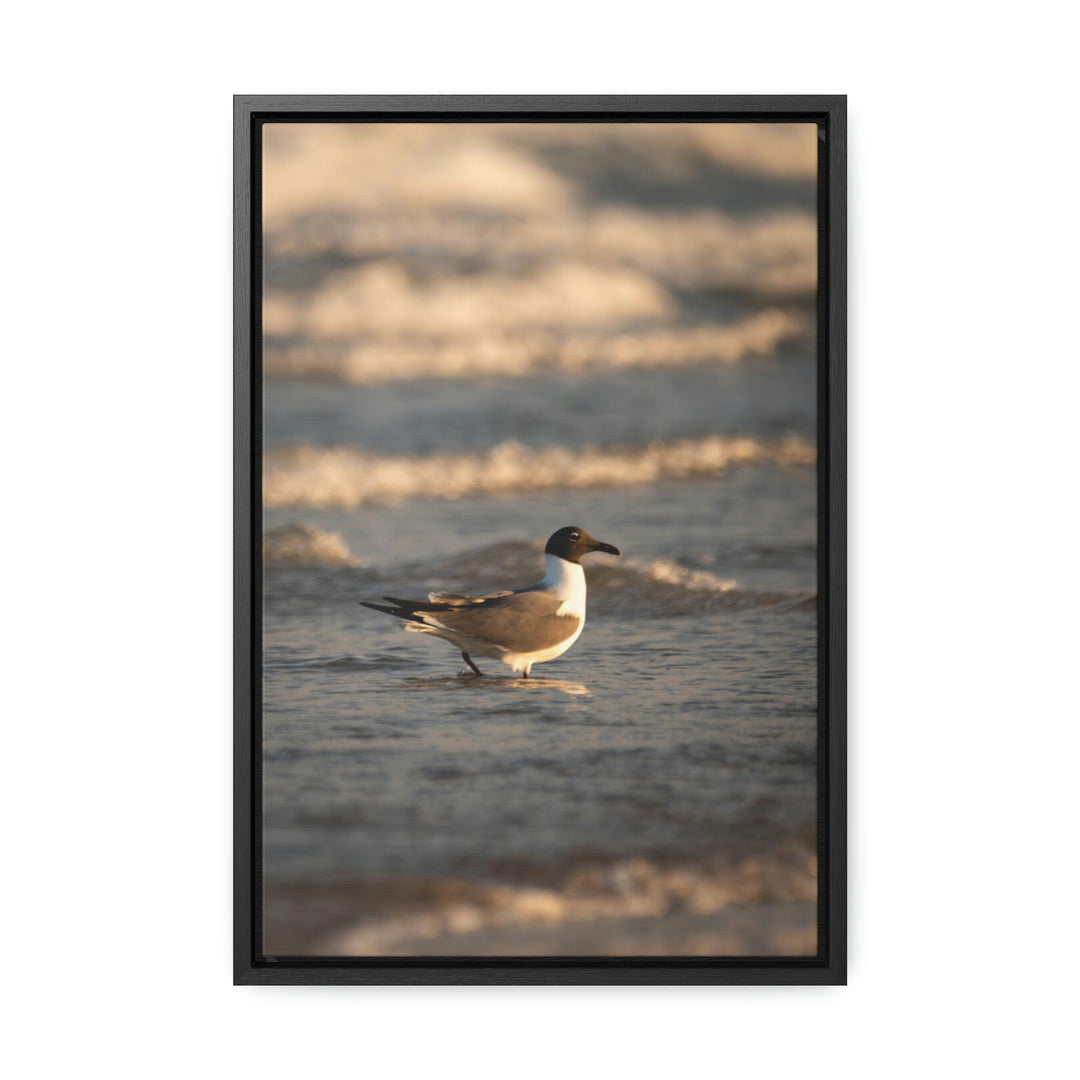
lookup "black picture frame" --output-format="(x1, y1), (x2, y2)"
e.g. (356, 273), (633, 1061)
(234, 94), (846, 986)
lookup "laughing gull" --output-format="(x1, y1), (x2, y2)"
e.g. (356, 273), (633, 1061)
(360, 526), (621, 678)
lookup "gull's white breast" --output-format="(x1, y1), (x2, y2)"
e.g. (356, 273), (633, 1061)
(538, 553), (587, 620)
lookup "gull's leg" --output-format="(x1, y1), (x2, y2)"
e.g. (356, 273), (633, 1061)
(522, 668), (530, 680)
(461, 653), (483, 677)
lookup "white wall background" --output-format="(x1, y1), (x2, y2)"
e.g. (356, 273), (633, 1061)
(3, 2), (1076, 1076)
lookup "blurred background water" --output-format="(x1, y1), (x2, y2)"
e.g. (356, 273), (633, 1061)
(260, 122), (819, 956)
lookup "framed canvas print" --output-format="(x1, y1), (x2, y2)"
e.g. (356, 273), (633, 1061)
(234, 95), (846, 985)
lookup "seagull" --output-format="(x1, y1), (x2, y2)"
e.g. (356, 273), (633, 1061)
(360, 526), (621, 678)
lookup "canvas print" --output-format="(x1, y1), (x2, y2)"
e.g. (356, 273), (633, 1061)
(260, 121), (819, 957)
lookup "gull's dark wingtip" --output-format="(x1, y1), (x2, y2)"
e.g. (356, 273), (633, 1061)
(359, 600), (394, 614)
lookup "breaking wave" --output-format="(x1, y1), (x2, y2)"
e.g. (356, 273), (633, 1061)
(262, 124), (817, 391)
(264, 258), (675, 340)
(588, 558), (814, 616)
(263, 434), (816, 509)
(264, 842), (817, 957)
(262, 122), (817, 226)
(618, 556), (737, 593)
(263, 522), (359, 567)
(264, 307), (809, 382)
(263, 124), (577, 222)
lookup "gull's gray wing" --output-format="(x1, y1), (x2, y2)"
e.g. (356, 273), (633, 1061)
(422, 589), (580, 653)
(426, 590), (513, 605)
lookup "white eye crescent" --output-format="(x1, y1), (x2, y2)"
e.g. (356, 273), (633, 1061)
(569, 532), (581, 541)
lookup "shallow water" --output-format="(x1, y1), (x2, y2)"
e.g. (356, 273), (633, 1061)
(264, 536), (816, 879)
(259, 121), (819, 956)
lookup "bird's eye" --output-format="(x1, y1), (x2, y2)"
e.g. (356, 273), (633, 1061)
(569, 532), (580, 541)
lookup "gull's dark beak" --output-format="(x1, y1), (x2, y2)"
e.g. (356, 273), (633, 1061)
(589, 540), (621, 557)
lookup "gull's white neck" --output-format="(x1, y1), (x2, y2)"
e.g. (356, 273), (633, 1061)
(538, 554), (587, 617)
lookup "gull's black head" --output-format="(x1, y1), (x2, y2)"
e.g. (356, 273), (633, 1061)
(545, 526), (621, 564)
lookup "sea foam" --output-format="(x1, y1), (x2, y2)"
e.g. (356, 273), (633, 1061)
(264, 307), (809, 383)
(285, 845), (817, 957)
(263, 434), (816, 509)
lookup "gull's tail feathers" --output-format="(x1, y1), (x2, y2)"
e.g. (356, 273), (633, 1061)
(358, 600), (429, 624)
